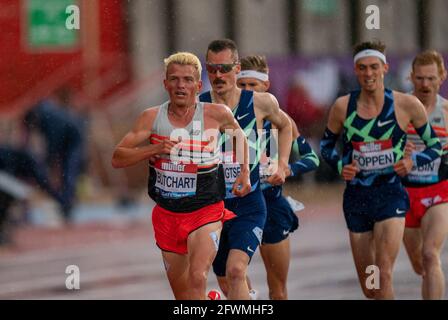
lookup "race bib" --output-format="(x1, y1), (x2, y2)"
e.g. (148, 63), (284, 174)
(222, 151), (241, 198)
(406, 128), (447, 183)
(154, 159), (198, 198)
(259, 156), (278, 189)
(408, 152), (441, 184)
(222, 163), (240, 198)
(352, 140), (395, 174)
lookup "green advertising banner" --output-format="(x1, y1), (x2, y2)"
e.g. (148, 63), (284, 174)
(26, 0), (79, 49)
(303, 0), (337, 16)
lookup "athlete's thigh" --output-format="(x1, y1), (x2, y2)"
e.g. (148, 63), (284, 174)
(373, 217), (405, 262)
(421, 203), (448, 252)
(349, 231), (375, 273)
(161, 250), (189, 279)
(187, 221), (222, 266)
(227, 214), (264, 258)
(403, 227), (423, 257)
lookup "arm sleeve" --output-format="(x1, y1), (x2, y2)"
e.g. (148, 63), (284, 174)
(412, 122), (443, 167)
(320, 127), (343, 175)
(288, 136), (320, 176)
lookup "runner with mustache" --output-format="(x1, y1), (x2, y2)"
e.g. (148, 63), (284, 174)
(199, 39), (292, 300)
(402, 50), (448, 299)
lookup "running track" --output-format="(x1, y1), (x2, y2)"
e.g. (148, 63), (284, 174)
(0, 183), (446, 299)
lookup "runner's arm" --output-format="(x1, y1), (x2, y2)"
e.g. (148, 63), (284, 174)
(407, 97), (443, 167)
(288, 135), (320, 176)
(320, 98), (346, 174)
(258, 94), (292, 182)
(112, 109), (176, 168)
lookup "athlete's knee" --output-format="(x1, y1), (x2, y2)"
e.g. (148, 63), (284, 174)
(377, 267), (393, 286)
(422, 249), (441, 270)
(226, 262), (247, 282)
(188, 269), (207, 288)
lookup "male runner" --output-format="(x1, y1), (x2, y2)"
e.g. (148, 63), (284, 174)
(199, 39), (292, 300)
(237, 54), (320, 300)
(112, 52), (251, 300)
(320, 41), (442, 299)
(402, 50), (448, 299)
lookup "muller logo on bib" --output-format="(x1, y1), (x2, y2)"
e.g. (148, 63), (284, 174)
(154, 159), (198, 198)
(161, 162), (187, 172)
(359, 142), (382, 153)
(352, 140), (394, 172)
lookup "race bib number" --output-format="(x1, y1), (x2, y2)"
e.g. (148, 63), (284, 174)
(352, 140), (395, 174)
(259, 157), (278, 190)
(260, 163), (271, 183)
(154, 159), (198, 198)
(223, 163), (241, 198)
(408, 153), (441, 184)
(221, 151), (240, 198)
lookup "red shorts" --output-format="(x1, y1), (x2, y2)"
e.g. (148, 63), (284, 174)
(151, 201), (236, 254)
(405, 180), (448, 228)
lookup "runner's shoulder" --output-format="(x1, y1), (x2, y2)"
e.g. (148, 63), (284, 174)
(332, 95), (350, 113)
(141, 105), (160, 118)
(393, 91), (420, 104)
(253, 91), (279, 109)
(394, 92), (424, 115)
(134, 105), (160, 130)
(203, 102), (233, 116)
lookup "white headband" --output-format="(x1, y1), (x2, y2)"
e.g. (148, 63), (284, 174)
(237, 70), (269, 82)
(353, 49), (387, 64)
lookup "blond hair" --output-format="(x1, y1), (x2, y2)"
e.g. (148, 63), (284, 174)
(164, 52), (202, 80)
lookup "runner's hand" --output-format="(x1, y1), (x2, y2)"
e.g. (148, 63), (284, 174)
(265, 167), (286, 185)
(394, 158), (413, 177)
(404, 141), (416, 159)
(232, 170), (251, 197)
(148, 156), (158, 163)
(157, 139), (179, 157)
(342, 161), (359, 181)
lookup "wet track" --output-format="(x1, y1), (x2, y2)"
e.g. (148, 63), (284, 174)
(0, 182), (447, 300)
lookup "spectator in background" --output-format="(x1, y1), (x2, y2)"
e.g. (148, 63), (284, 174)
(0, 145), (60, 200)
(0, 144), (61, 244)
(23, 95), (86, 223)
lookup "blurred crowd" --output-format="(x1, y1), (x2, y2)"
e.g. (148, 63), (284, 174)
(0, 88), (88, 244)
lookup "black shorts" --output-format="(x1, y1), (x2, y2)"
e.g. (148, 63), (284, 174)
(343, 181), (409, 233)
(262, 195), (299, 244)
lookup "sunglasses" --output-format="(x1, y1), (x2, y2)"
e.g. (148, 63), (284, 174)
(206, 63), (237, 74)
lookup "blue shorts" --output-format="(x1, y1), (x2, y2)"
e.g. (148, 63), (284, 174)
(212, 187), (267, 277)
(343, 181), (409, 233)
(262, 195), (299, 244)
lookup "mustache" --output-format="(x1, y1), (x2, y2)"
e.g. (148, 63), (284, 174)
(213, 79), (226, 85)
